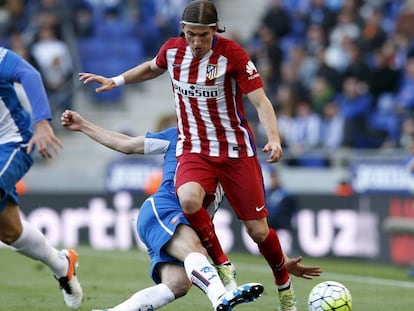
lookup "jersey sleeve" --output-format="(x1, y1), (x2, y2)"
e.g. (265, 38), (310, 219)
(144, 127), (177, 155)
(0, 47), (52, 122)
(155, 39), (172, 70)
(229, 42), (263, 94)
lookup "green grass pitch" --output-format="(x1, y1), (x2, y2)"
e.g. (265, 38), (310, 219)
(1, 246), (413, 311)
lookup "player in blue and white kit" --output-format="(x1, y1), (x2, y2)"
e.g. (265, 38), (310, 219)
(61, 109), (322, 311)
(0, 47), (83, 308)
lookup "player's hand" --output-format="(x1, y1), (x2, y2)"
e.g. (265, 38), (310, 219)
(286, 256), (322, 280)
(61, 110), (84, 132)
(78, 72), (116, 93)
(27, 120), (64, 158)
(262, 141), (282, 163)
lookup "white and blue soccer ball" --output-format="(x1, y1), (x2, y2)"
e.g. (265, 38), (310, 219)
(308, 281), (352, 311)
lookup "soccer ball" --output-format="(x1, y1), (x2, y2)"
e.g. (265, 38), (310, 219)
(308, 281), (352, 311)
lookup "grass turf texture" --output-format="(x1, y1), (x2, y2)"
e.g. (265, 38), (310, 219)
(1, 246), (413, 311)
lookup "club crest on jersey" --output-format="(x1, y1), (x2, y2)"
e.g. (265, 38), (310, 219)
(206, 64), (218, 80)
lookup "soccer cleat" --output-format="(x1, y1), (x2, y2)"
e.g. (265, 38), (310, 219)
(215, 262), (237, 291)
(214, 282), (264, 311)
(277, 282), (297, 311)
(55, 249), (83, 309)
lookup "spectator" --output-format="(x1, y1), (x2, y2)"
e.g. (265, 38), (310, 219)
(325, 8), (361, 73)
(260, 0), (292, 39)
(334, 75), (385, 148)
(30, 25), (74, 127)
(0, 0), (29, 42)
(394, 53), (414, 117)
(359, 6), (387, 54)
(293, 45), (320, 92)
(369, 40), (401, 101)
(272, 83), (297, 148)
(342, 40), (371, 85)
(279, 60), (309, 102)
(303, 24), (327, 56)
(72, 2), (95, 38)
(314, 48), (342, 92)
(319, 100), (345, 151)
(303, 0), (337, 40)
(285, 98), (322, 166)
(393, 32), (414, 70)
(329, 8), (361, 47)
(395, 0), (414, 39)
(309, 76), (335, 115)
(248, 24), (283, 93)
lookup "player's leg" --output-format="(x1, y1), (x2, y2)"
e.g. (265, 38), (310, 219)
(165, 224), (228, 306)
(91, 264), (181, 311)
(0, 144), (82, 308)
(139, 197), (262, 311)
(166, 225), (264, 311)
(175, 154), (231, 266)
(244, 218), (296, 311)
(177, 181), (237, 290)
(216, 157), (297, 311)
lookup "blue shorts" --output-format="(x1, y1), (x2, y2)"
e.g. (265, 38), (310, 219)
(0, 142), (33, 211)
(137, 189), (189, 284)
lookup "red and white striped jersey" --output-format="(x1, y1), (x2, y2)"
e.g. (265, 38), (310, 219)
(155, 35), (263, 158)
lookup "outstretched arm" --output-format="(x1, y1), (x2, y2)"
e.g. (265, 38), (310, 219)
(78, 59), (165, 93)
(61, 110), (145, 154)
(285, 255), (323, 280)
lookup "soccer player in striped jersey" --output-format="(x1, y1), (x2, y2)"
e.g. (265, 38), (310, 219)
(0, 47), (82, 309)
(79, 1), (296, 310)
(61, 109), (322, 311)
(61, 109), (264, 311)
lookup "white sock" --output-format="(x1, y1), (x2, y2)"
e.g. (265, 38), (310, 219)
(184, 252), (226, 304)
(277, 279), (292, 291)
(111, 283), (175, 311)
(11, 219), (68, 277)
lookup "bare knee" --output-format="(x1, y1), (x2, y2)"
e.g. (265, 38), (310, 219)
(164, 276), (192, 298)
(178, 196), (200, 214)
(177, 182), (204, 214)
(244, 219), (269, 243)
(0, 224), (22, 245)
(160, 263), (192, 298)
(0, 204), (22, 245)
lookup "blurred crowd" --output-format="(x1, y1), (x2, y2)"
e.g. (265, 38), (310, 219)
(1, 0), (414, 166)
(242, 0), (414, 166)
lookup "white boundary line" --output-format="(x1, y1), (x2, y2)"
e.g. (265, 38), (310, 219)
(234, 262), (414, 289)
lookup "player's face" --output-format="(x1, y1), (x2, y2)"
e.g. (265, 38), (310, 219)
(182, 25), (216, 58)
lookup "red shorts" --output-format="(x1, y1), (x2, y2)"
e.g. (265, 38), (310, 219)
(175, 153), (268, 221)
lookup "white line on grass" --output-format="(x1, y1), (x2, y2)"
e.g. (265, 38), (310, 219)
(236, 262), (414, 289)
(322, 272), (414, 289)
(81, 249), (414, 289)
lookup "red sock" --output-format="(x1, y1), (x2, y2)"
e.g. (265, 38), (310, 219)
(258, 229), (290, 286)
(183, 208), (229, 265)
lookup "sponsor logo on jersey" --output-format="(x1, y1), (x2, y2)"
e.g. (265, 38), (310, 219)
(246, 60), (260, 80)
(206, 63), (218, 80)
(172, 79), (219, 98)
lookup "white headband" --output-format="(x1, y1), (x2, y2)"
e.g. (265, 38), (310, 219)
(181, 20), (217, 27)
